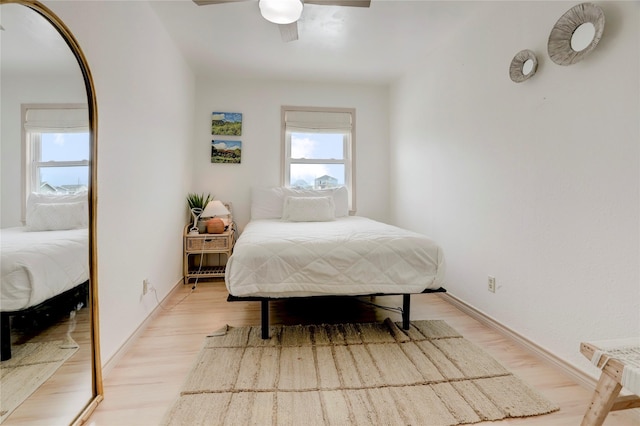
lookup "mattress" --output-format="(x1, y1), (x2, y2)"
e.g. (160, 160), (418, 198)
(225, 217), (445, 298)
(1, 227), (89, 312)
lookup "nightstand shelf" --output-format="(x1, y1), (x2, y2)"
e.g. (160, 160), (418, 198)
(183, 203), (234, 284)
(186, 265), (226, 277)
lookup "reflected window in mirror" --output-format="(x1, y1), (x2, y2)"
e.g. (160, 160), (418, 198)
(22, 105), (89, 215)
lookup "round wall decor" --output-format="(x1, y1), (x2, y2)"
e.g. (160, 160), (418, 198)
(509, 49), (538, 83)
(548, 2), (605, 66)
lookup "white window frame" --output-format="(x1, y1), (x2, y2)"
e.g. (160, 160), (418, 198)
(21, 103), (89, 221)
(281, 106), (356, 212)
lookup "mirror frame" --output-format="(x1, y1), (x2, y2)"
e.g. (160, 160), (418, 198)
(0, 0), (103, 423)
(509, 49), (538, 83)
(548, 2), (605, 66)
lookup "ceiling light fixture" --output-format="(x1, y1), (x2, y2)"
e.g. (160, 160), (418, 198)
(259, 0), (303, 25)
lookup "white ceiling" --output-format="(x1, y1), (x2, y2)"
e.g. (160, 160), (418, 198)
(149, 0), (485, 84)
(0, 3), (81, 76)
(0, 1), (486, 85)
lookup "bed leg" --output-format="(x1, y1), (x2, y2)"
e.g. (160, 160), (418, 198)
(1, 313), (11, 361)
(402, 294), (411, 330)
(261, 300), (269, 339)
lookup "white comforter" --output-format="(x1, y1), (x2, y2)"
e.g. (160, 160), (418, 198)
(225, 217), (445, 298)
(1, 227), (89, 312)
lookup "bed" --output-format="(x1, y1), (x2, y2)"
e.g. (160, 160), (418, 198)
(225, 186), (446, 338)
(1, 192), (89, 360)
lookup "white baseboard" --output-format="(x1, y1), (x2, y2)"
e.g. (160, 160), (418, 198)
(441, 293), (640, 421)
(101, 279), (183, 378)
(440, 292), (598, 391)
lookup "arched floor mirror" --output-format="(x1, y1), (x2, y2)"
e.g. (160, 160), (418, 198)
(0, 1), (102, 424)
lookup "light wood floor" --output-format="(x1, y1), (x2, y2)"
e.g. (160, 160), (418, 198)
(86, 280), (639, 425)
(4, 307), (93, 425)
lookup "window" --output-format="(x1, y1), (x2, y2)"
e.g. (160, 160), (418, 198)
(22, 105), (90, 216)
(282, 106), (355, 211)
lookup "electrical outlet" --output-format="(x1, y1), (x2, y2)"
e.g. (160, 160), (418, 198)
(143, 279), (149, 295)
(488, 276), (496, 293)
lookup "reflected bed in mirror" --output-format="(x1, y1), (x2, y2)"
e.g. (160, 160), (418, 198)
(1, 192), (90, 359)
(0, 1), (101, 424)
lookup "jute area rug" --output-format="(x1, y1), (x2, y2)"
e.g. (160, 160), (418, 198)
(163, 319), (559, 425)
(0, 340), (78, 424)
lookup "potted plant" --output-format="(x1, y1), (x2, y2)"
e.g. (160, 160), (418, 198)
(186, 192), (212, 233)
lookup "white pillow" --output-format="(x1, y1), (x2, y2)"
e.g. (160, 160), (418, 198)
(251, 186), (349, 220)
(26, 191), (87, 207)
(26, 192), (88, 230)
(283, 186), (349, 217)
(281, 196), (335, 222)
(26, 201), (87, 231)
(251, 187), (286, 220)
(26, 191), (87, 218)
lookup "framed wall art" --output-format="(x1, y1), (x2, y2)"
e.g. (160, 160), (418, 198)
(211, 140), (241, 164)
(211, 112), (242, 136)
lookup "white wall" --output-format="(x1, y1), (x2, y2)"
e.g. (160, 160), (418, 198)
(1, 74), (85, 227)
(38, 0), (637, 380)
(193, 78), (390, 230)
(46, 1), (196, 364)
(42, 1), (390, 368)
(390, 1), (639, 375)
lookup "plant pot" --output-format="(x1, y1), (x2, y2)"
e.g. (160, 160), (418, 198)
(197, 219), (208, 233)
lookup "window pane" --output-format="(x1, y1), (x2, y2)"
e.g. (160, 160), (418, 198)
(291, 133), (343, 160)
(41, 132), (90, 162)
(39, 166), (89, 193)
(290, 164), (344, 189)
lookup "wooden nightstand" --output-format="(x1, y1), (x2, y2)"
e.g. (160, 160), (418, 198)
(183, 225), (234, 284)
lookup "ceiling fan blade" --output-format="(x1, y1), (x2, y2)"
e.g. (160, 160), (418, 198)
(304, 0), (371, 7)
(192, 0), (249, 6)
(278, 22), (299, 42)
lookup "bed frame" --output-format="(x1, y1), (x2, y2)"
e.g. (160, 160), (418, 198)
(228, 287), (446, 339)
(0, 280), (89, 361)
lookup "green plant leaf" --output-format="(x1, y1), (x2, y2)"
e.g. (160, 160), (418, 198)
(186, 192), (212, 209)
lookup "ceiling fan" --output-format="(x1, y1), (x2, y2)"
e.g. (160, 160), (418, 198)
(192, 0), (371, 42)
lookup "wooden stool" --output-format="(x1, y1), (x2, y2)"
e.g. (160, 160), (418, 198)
(580, 341), (640, 426)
